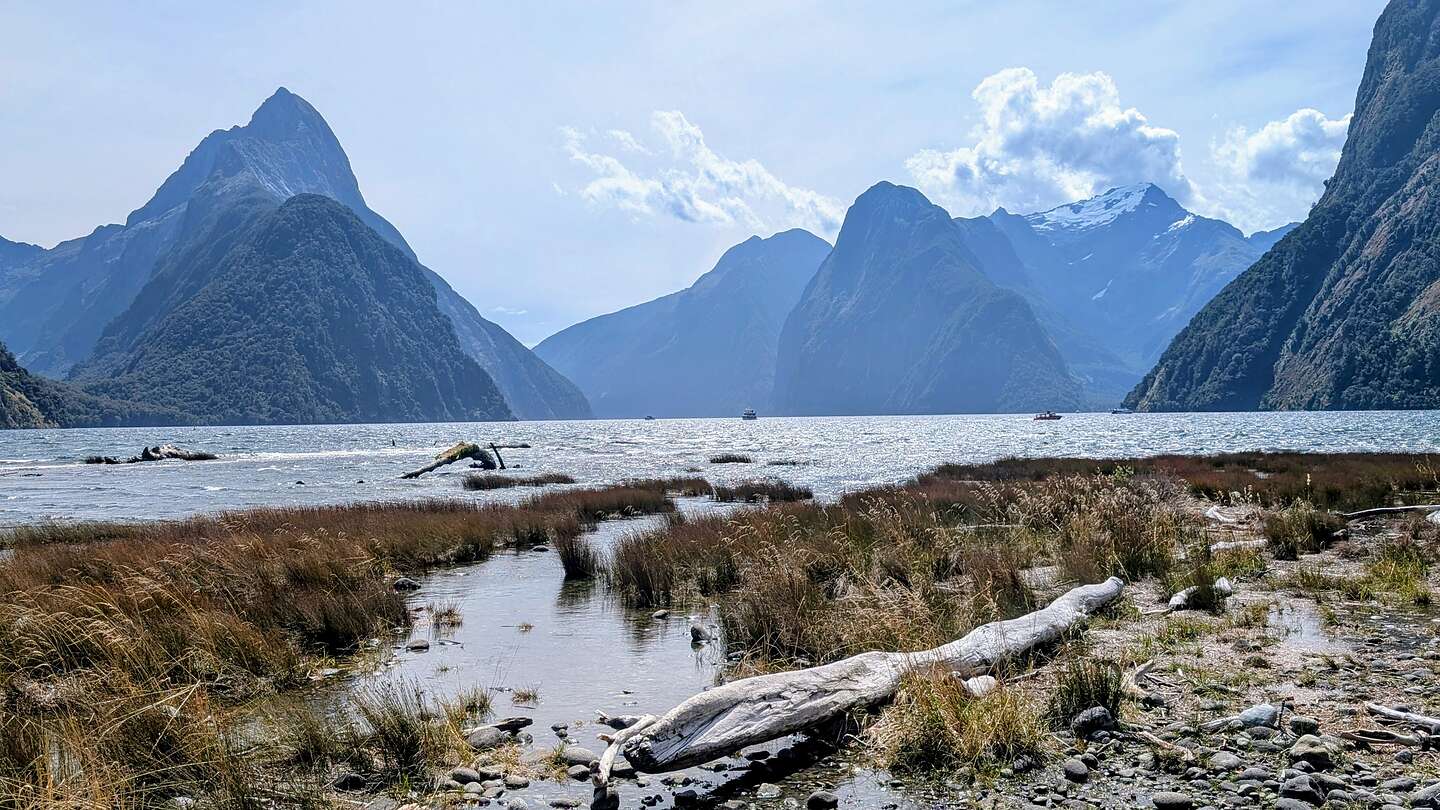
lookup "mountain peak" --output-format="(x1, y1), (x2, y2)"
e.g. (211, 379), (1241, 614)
(245, 87), (328, 139)
(1026, 182), (1184, 233)
(854, 180), (928, 206)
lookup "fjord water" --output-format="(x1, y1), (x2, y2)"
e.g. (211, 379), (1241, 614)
(8, 412), (1437, 808)
(4, 410), (1440, 525)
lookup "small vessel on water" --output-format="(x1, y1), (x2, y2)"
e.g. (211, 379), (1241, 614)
(741, 408), (758, 421)
(1110, 407), (1132, 415)
(644, 415), (656, 421)
(1033, 411), (1062, 421)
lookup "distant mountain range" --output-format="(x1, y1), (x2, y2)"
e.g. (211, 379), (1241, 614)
(535, 230), (830, 418)
(1128, 0), (1440, 411)
(534, 179), (1292, 416)
(12, 0), (1430, 427)
(0, 88), (588, 425)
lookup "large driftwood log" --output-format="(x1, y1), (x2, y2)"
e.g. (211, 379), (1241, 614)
(608, 577), (1124, 777)
(401, 442), (490, 479)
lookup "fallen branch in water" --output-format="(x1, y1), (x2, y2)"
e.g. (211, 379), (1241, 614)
(603, 577), (1125, 778)
(401, 442), (492, 479)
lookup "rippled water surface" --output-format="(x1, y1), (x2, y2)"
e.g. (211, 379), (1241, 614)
(4, 411), (1440, 524)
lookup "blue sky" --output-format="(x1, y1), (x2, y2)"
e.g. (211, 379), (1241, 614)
(1, 1), (1384, 344)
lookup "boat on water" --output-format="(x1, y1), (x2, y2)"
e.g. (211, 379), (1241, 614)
(741, 408), (758, 420)
(1110, 407), (1132, 415)
(643, 415), (656, 421)
(1033, 411), (1062, 421)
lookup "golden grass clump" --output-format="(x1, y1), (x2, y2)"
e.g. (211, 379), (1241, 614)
(872, 668), (1047, 775)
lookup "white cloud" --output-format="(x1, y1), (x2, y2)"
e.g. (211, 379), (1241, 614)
(1207, 108), (1350, 230)
(906, 68), (1196, 216)
(489, 306), (529, 317)
(606, 129), (650, 154)
(1215, 109), (1350, 187)
(562, 112), (844, 236)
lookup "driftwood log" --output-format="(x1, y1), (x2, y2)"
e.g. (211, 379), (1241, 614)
(1342, 505), (1440, 521)
(402, 442), (491, 479)
(1166, 577), (1233, 611)
(1366, 702), (1440, 733)
(401, 441), (534, 479)
(602, 577), (1124, 780)
(1209, 538), (1268, 554)
(1339, 728), (1433, 749)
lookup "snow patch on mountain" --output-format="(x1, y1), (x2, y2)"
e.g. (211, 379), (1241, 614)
(1025, 183), (1155, 232)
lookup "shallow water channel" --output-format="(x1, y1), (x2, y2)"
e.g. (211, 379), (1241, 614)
(322, 500), (937, 808)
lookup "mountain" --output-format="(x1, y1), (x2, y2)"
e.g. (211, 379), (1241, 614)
(975, 184), (1290, 404)
(1127, 0), (1440, 411)
(80, 194), (512, 425)
(0, 341), (183, 429)
(0, 88), (589, 420)
(773, 182), (1080, 415)
(535, 229), (830, 418)
(0, 237), (42, 271)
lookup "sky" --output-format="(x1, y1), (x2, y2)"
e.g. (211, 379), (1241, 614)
(1, 1), (1385, 344)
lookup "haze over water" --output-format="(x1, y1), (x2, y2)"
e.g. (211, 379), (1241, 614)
(4, 410), (1440, 525)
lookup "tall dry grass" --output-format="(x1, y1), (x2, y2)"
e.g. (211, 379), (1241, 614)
(929, 452), (1440, 510)
(0, 483), (680, 807)
(871, 668), (1047, 775)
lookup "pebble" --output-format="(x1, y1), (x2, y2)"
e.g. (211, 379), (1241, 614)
(1151, 792), (1193, 810)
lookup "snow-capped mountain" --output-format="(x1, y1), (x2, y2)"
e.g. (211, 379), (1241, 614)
(970, 184), (1294, 404)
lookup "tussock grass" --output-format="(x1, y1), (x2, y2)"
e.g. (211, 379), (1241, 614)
(521, 484), (675, 522)
(1263, 501), (1345, 559)
(607, 469), (1193, 668)
(555, 532), (600, 579)
(428, 600), (463, 627)
(1045, 658), (1123, 727)
(1163, 543), (1228, 614)
(712, 479), (813, 503)
(623, 476), (713, 497)
(873, 668), (1047, 775)
(463, 472), (576, 490)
